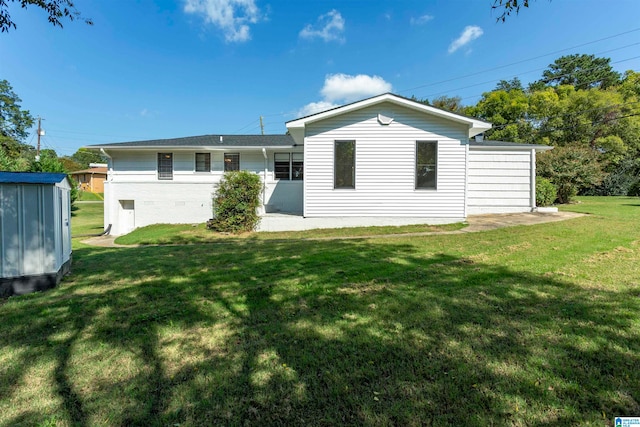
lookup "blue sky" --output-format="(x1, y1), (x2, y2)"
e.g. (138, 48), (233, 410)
(2, 0), (640, 156)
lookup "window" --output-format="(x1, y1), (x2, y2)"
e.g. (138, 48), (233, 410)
(416, 141), (437, 189)
(195, 153), (211, 172)
(292, 153), (303, 180)
(224, 153), (239, 172)
(274, 153), (290, 179)
(334, 140), (355, 189)
(274, 153), (304, 180)
(157, 153), (173, 180)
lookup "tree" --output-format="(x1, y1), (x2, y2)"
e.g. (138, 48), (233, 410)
(1, 79), (34, 157)
(538, 54), (621, 90)
(491, 0), (552, 22)
(69, 147), (107, 169)
(465, 88), (532, 142)
(495, 77), (523, 92)
(537, 146), (603, 203)
(0, 0), (92, 32)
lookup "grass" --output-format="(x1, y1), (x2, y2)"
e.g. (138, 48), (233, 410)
(114, 221), (467, 245)
(71, 201), (104, 236)
(1, 196), (639, 425)
(77, 192), (104, 201)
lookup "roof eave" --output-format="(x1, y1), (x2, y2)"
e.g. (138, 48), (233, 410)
(85, 145), (298, 150)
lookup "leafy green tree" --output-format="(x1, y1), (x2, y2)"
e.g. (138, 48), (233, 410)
(69, 147), (107, 168)
(1, 79), (34, 157)
(492, 0), (533, 22)
(429, 95), (463, 113)
(495, 77), (523, 92)
(465, 88), (532, 142)
(537, 146), (603, 203)
(1, 0), (92, 32)
(538, 54), (621, 90)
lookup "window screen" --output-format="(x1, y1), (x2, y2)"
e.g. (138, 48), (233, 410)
(334, 141), (355, 189)
(158, 153), (173, 180)
(416, 141), (437, 189)
(224, 153), (239, 172)
(195, 153), (211, 172)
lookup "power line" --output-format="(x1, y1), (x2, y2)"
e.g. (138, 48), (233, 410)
(398, 27), (640, 94)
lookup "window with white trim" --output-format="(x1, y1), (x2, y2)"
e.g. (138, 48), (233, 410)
(224, 153), (239, 171)
(157, 153), (173, 180)
(195, 153), (211, 172)
(416, 141), (437, 189)
(274, 153), (304, 180)
(334, 140), (355, 189)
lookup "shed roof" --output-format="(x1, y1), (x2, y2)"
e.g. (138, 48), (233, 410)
(0, 172), (68, 184)
(87, 134), (296, 149)
(468, 141), (553, 151)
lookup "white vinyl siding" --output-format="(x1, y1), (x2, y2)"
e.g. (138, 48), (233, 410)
(303, 103), (468, 218)
(467, 149), (533, 214)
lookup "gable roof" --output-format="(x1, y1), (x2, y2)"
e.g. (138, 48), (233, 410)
(286, 93), (492, 138)
(86, 134), (296, 150)
(0, 172), (68, 185)
(69, 167), (108, 175)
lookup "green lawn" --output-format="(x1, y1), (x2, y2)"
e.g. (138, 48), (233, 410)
(1, 197), (639, 426)
(114, 221), (467, 245)
(71, 201), (104, 236)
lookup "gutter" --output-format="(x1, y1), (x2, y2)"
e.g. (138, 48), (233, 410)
(261, 148), (268, 207)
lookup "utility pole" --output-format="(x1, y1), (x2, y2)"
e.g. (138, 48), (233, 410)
(36, 116), (44, 161)
(260, 116), (264, 135)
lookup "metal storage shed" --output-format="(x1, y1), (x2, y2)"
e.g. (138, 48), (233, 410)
(0, 172), (72, 297)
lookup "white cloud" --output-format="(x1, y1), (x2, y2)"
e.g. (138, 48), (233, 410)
(297, 73), (393, 117)
(299, 9), (345, 42)
(183, 0), (260, 43)
(410, 14), (434, 25)
(297, 101), (339, 117)
(320, 73), (393, 103)
(448, 25), (483, 53)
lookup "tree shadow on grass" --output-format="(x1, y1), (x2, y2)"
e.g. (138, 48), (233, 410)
(0, 238), (639, 426)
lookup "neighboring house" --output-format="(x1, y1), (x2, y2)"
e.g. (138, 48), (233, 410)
(87, 93), (552, 236)
(0, 172), (72, 297)
(69, 164), (107, 193)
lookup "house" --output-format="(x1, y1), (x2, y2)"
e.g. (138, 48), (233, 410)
(0, 172), (72, 297)
(87, 93), (552, 236)
(69, 163), (108, 193)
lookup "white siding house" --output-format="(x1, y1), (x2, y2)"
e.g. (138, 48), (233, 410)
(0, 172), (72, 296)
(88, 93), (552, 235)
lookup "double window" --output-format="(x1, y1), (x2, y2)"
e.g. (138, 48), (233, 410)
(334, 140), (355, 189)
(224, 153), (240, 172)
(195, 153), (211, 172)
(274, 153), (304, 180)
(157, 153), (173, 180)
(416, 141), (437, 189)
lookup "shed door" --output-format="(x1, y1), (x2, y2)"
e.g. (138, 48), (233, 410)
(119, 200), (135, 234)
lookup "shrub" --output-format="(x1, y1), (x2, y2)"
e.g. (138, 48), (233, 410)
(628, 180), (640, 197)
(537, 146), (603, 204)
(536, 178), (557, 206)
(208, 170), (262, 233)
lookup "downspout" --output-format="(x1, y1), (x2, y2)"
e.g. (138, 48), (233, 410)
(261, 148), (268, 208)
(100, 148), (114, 234)
(530, 148), (536, 211)
(100, 149), (113, 181)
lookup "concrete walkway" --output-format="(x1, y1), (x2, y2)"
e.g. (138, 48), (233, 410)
(80, 211), (584, 248)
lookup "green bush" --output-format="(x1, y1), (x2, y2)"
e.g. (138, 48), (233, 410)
(208, 170), (262, 233)
(536, 178), (557, 206)
(537, 146), (603, 204)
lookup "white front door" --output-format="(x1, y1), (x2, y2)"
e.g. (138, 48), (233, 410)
(119, 200), (135, 234)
